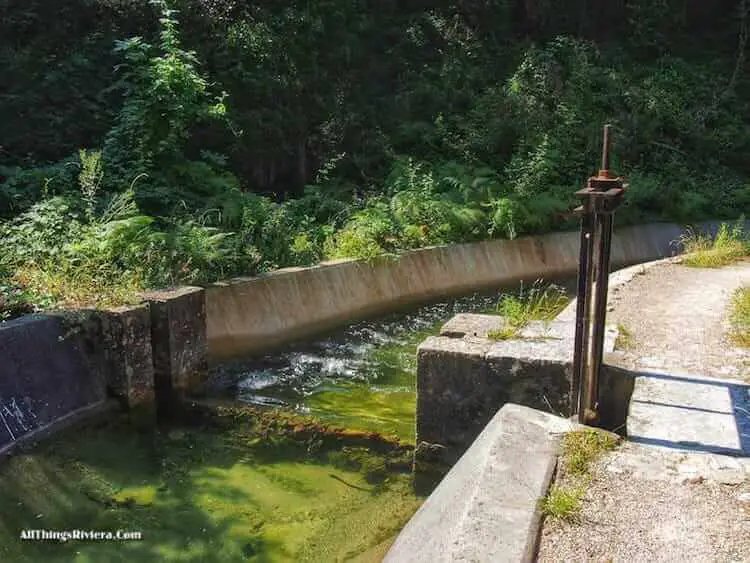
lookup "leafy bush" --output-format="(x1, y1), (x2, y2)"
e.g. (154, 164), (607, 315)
(0, 174), (250, 313)
(2, 0), (750, 316)
(102, 0), (234, 213)
(0, 161), (78, 218)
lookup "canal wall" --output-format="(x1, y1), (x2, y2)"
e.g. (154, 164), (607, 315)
(206, 221), (696, 362)
(0, 289), (207, 455)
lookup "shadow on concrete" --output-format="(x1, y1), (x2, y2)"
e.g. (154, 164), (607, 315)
(626, 370), (750, 457)
(627, 436), (747, 458)
(630, 399), (731, 417)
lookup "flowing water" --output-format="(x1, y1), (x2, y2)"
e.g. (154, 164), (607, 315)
(209, 288), (536, 443)
(1, 282), (573, 562)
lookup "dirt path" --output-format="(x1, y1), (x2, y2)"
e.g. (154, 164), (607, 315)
(537, 260), (750, 563)
(606, 259), (750, 379)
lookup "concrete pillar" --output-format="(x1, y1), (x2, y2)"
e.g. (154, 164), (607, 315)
(98, 304), (156, 426)
(145, 286), (208, 413)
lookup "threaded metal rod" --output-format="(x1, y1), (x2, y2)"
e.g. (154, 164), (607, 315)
(600, 124), (612, 175)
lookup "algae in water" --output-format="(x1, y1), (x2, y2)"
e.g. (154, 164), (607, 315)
(0, 411), (422, 563)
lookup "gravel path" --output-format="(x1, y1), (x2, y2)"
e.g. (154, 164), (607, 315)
(606, 259), (750, 379)
(537, 260), (750, 563)
(538, 459), (750, 563)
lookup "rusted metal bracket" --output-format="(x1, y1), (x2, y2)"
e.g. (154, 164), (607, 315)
(571, 125), (627, 425)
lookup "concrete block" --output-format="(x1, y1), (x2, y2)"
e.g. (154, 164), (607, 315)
(145, 286), (208, 407)
(98, 305), (156, 425)
(416, 337), (495, 466)
(416, 321), (574, 466)
(440, 313), (506, 338)
(386, 404), (576, 563)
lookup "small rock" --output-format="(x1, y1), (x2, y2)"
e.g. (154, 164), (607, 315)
(737, 492), (750, 503)
(684, 476), (705, 485)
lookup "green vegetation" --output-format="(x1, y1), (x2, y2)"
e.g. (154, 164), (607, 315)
(542, 428), (619, 523)
(0, 408), (422, 562)
(561, 429), (620, 476)
(2, 1), (750, 317)
(303, 383), (416, 444)
(615, 323), (635, 350)
(729, 286), (750, 347)
(541, 485), (584, 522)
(680, 219), (750, 268)
(488, 281), (570, 340)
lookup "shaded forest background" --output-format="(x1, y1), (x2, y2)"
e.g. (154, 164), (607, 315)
(1, 0), (749, 315)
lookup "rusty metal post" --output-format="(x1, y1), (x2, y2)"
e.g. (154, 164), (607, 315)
(571, 201), (595, 418)
(588, 212), (614, 415)
(572, 124), (626, 425)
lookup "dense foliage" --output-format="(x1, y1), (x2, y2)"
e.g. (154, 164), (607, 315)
(1, 0), (749, 315)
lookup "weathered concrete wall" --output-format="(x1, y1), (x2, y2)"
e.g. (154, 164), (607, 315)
(146, 287), (208, 413)
(0, 288), (211, 453)
(386, 404), (578, 563)
(98, 305), (155, 411)
(416, 313), (618, 466)
(0, 314), (112, 455)
(205, 222), (685, 361)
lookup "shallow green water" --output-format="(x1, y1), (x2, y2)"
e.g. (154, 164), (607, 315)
(0, 413), (420, 563)
(210, 291), (511, 443)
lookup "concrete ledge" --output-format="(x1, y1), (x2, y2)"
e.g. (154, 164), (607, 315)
(416, 317), (618, 464)
(385, 404), (576, 563)
(205, 221), (695, 361)
(416, 312), (620, 465)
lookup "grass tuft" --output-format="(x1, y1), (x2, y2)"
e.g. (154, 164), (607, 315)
(679, 219), (749, 268)
(729, 286), (750, 348)
(541, 485), (584, 522)
(487, 280), (570, 340)
(542, 428), (620, 523)
(562, 428), (619, 476)
(614, 323), (635, 350)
